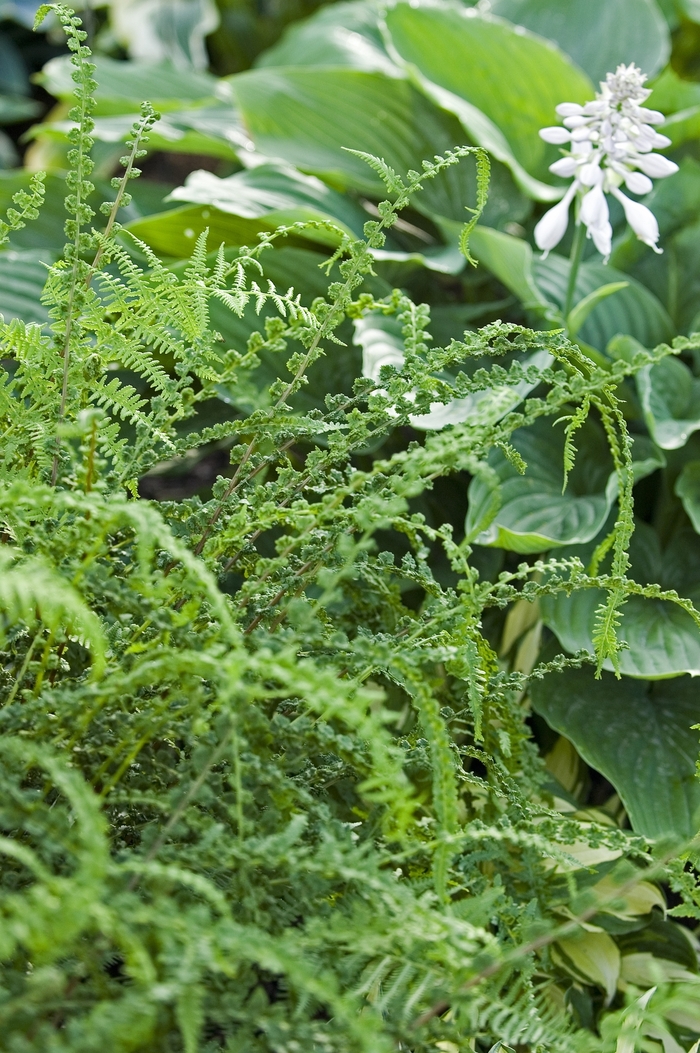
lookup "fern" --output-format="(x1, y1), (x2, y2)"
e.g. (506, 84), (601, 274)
(1, 8), (700, 1053)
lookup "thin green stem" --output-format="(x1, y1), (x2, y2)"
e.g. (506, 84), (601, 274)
(564, 219), (586, 323)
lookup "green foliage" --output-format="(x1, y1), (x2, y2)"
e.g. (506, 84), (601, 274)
(5, 3), (700, 1052)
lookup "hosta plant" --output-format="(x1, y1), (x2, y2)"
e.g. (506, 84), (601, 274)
(3, 7), (700, 1053)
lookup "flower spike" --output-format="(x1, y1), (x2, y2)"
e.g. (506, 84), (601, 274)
(535, 63), (678, 261)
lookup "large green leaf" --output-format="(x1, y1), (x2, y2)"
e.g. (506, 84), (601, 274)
(637, 355), (700, 450)
(490, 0), (670, 84)
(383, 0), (593, 198)
(469, 225), (551, 309)
(167, 163), (371, 236)
(676, 460), (700, 532)
(539, 520), (700, 680)
(533, 255), (674, 351)
(254, 0), (398, 76)
(531, 664), (700, 838)
(465, 418), (659, 552)
(39, 107), (247, 161)
(230, 65), (478, 199)
(128, 161), (470, 270)
(37, 55), (219, 113)
(0, 249), (52, 324)
(466, 416), (616, 552)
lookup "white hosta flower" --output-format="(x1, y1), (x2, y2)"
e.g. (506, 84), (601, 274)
(536, 64), (678, 261)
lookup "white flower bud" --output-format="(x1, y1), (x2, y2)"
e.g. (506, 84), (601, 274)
(539, 126), (571, 144)
(648, 131), (672, 149)
(549, 156), (578, 177)
(579, 159), (602, 186)
(635, 106), (665, 125)
(534, 183), (577, 254)
(556, 103), (584, 117)
(589, 219), (613, 259)
(611, 188), (662, 252)
(580, 184), (609, 230)
(623, 170), (653, 195)
(633, 153), (679, 179)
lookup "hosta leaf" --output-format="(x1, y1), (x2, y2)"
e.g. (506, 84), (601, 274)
(540, 520), (700, 680)
(229, 65), (476, 198)
(676, 460), (700, 532)
(637, 355), (700, 449)
(466, 416), (620, 552)
(490, 0), (670, 84)
(551, 931), (620, 1004)
(255, 0), (398, 77)
(469, 225), (551, 309)
(383, 0), (593, 198)
(0, 249), (52, 324)
(533, 254), (674, 351)
(531, 664), (700, 838)
(126, 202), (353, 257)
(37, 55), (219, 113)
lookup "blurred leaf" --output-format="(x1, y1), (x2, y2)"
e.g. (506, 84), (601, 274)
(539, 519), (700, 680)
(552, 931), (620, 1003)
(677, 0), (700, 22)
(490, 0), (670, 84)
(255, 0), (398, 76)
(37, 55), (220, 113)
(531, 663), (700, 838)
(167, 162), (370, 234)
(0, 30), (29, 95)
(383, 0), (593, 198)
(0, 94), (41, 124)
(567, 282), (629, 338)
(0, 171), (68, 249)
(106, 0), (220, 70)
(0, 248), (51, 323)
(637, 355), (700, 449)
(675, 460), (700, 531)
(533, 254), (674, 350)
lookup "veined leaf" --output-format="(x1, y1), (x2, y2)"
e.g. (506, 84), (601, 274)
(533, 254), (674, 351)
(490, 0), (670, 84)
(465, 419), (658, 553)
(539, 519), (700, 680)
(37, 54), (219, 113)
(0, 249), (52, 323)
(255, 0), (398, 77)
(567, 282), (629, 339)
(531, 663), (700, 838)
(229, 65), (476, 198)
(383, 0), (593, 198)
(469, 225), (551, 309)
(637, 355), (700, 450)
